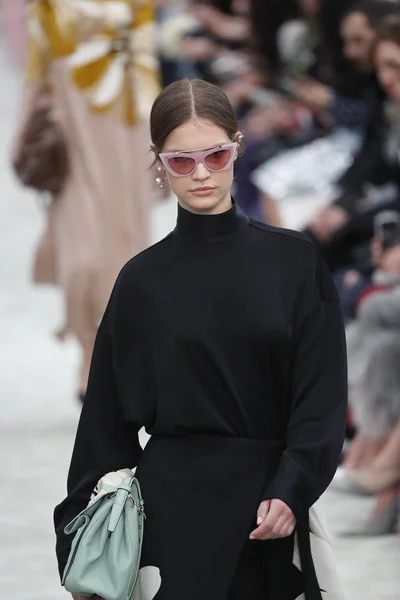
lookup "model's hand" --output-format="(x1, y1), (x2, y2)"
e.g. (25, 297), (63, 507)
(249, 499), (296, 540)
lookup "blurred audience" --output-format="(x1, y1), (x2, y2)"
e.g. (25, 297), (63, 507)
(328, 14), (400, 537)
(305, 6), (400, 270)
(251, 0), (397, 217)
(334, 271), (400, 534)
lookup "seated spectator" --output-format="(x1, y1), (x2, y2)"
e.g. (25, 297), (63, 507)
(238, 0), (388, 222)
(251, 0), (395, 217)
(156, 0), (201, 86)
(333, 264), (400, 534)
(305, 9), (400, 270)
(158, 0), (254, 86)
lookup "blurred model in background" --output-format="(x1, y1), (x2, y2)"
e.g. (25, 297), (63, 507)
(0, 0), (27, 68)
(12, 0), (159, 402)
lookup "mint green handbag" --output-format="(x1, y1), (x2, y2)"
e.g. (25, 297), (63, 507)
(62, 473), (145, 600)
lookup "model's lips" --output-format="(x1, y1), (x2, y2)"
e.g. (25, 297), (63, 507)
(190, 187), (216, 192)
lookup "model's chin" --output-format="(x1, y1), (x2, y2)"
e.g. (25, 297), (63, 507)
(184, 193), (221, 211)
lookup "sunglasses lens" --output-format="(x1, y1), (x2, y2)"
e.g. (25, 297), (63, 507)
(168, 156), (196, 175)
(205, 149), (231, 171)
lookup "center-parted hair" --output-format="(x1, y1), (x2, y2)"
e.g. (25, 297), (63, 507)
(150, 79), (243, 157)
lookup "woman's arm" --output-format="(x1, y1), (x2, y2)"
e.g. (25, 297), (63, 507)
(53, 286), (143, 579)
(262, 246), (348, 519)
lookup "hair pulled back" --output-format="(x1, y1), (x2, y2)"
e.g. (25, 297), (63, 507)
(150, 79), (243, 157)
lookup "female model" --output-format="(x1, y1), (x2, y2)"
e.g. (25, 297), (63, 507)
(54, 78), (347, 600)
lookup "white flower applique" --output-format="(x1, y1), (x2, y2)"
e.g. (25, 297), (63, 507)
(132, 566), (162, 600)
(68, 0), (159, 126)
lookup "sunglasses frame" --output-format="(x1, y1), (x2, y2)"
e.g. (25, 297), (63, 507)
(159, 142), (238, 177)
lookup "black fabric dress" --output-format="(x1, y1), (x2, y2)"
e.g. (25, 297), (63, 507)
(54, 201), (347, 600)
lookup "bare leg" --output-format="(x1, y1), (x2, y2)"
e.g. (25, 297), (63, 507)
(372, 488), (398, 516)
(372, 417), (400, 469)
(342, 432), (386, 468)
(347, 418), (400, 493)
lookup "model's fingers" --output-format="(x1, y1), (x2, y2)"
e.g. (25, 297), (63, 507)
(259, 516), (296, 540)
(250, 499), (295, 540)
(261, 500), (287, 530)
(249, 500), (271, 538)
(261, 514), (290, 540)
(250, 502), (282, 539)
(256, 499), (271, 525)
(275, 518), (296, 539)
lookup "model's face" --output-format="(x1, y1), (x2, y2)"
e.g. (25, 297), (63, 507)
(341, 12), (376, 71)
(376, 40), (400, 105)
(158, 118), (239, 215)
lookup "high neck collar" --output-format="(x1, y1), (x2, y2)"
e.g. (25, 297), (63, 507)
(174, 200), (248, 243)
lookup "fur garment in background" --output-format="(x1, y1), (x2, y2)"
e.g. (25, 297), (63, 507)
(347, 286), (400, 439)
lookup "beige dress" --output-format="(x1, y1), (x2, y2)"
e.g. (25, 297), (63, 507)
(21, 0), (159, 346)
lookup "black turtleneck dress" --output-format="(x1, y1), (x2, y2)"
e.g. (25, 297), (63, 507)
(54, 202), (347, 600)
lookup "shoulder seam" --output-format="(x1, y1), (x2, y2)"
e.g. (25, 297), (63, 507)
(249, 219), (315, 247)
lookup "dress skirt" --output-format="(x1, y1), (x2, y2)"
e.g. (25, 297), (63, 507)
(132, 434), (337, 600)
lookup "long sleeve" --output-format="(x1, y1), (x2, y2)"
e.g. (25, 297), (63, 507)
(53, 293), (143, 579)
(262, 248), (348, 517)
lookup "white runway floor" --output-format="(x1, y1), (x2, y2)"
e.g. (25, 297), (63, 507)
(0, 36), (398, 600)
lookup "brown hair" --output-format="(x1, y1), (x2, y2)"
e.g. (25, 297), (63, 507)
(373, 14), (400, 58)
(343, 1), (399, 31)
(150, 79), (244, 158)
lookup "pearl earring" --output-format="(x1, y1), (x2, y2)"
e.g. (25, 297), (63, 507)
(156, 163), (165, 189)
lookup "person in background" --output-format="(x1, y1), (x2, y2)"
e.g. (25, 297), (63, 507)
(12, 0), (159, 402)
(327, 16), (400, 534)
(333, 240), (400, 535)
(0, 0), (27, 68)
(308, 0), (398, 250)
(304, 15), (400, 284)
(237, 0), (382, 223)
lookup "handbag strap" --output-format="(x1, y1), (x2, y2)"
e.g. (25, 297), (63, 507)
(107, 477), (139, 533)
(64, 476), (143, 536)
(64, 513), (89, 535)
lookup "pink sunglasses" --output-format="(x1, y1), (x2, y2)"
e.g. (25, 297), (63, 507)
(159, 142), (238, 177)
